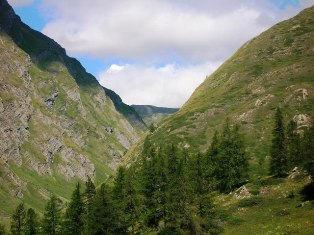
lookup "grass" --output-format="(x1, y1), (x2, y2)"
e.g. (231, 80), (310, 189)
(217, 176), (314, 234)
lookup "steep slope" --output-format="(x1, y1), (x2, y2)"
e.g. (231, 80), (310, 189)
(0, 0), (145, 220)
(131, 6), (314, 176)
(131, 105), (179, 125)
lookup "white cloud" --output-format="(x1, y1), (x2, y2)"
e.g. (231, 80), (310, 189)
(8, 0), (33, 7)
(107, 64), (125, 74)
(98, 62), (221, 108)
(36, 0), (313, 107)
(40, 0), (270, 63)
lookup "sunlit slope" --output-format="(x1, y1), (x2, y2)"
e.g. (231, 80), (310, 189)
(147, 6), (314, 176)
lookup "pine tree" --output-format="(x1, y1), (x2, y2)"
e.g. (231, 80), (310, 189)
(286, 120), (301, 169)
(25, 208), (39, 235)
(89, 183), (115, 235)
(112, 166), (128, 234)
(210, 120), (249, 192)
(63, 183), (84, 235)
(10, 203), (26, 235)
(83, 177), (96, 234)
(124, 169), (142, 235)
(0, 224), (6, 235)
(42, 195), (62, 235)
(270, 108), (288, 177)
(303, 125), (314, 182)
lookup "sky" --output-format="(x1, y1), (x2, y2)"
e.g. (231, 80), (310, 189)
(8, 0), (314, 108)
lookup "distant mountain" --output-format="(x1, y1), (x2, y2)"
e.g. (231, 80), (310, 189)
(127, 6), (314, 177)
(0, 0), (145, 219)
(131, 105), (179, 125)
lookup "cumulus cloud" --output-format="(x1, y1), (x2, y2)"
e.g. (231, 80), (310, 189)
(36, 0), (313, 107)
(40, 0), (269, 63)
(98, 62), (221, 107)
(8, 0), (33, 7)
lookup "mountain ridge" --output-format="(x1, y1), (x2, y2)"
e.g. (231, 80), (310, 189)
(0, 0), (145, 220)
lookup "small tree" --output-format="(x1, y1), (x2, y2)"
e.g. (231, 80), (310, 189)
(270, 108), (288, 177)
(42, 195), (62, 235)
(25, 208), (39, 235)
(10, 203), (26, 235)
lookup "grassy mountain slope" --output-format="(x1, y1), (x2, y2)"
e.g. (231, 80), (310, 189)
(0, 0), (145, 222)
(143, 6), (314, 178)
(131, 105), (179, 125)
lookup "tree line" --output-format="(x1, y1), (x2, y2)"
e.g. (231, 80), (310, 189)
(2, 109), (313, 234)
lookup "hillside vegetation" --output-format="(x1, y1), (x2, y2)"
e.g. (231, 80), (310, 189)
(0, 0), (145, 222)
(143, 6), (314, 179)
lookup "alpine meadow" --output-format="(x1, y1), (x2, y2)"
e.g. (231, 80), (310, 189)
(0, 0), (314, 234)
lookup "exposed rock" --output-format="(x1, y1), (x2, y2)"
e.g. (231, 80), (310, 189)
(234, 186), (252, 199)
(106, 127), (113, 133)
(116, 132), (131, 149)
(293, 114), (311, 128)
(288, 167), (302, 179)
(57, 147), (95, 181)
(295, 88), (308, 100)
(44, 91), (59, 107)
(254, 94), (274, 107)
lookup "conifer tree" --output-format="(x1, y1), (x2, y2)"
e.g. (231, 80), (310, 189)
(42, 195), (62, 235)
(270, 108), (288, 177)
(112, 166), (129, 234)
(25, 208), (39, 235)
(89, 183), (115, 235)
(210, 120), (248, 192)
(303, 125), (314, 182)
(0, 224), (6, 235)
(63, 183), (84, 235)
(10, 203), (26, 235)
(83, 177), (96, 234)
(286, 120), (301, 169)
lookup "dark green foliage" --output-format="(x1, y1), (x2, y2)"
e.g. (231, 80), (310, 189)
(63, 183), (84, 235)
(10, 203), (26, 235)
(42, 195), (62, 235)
(88, 183), (116, 235)
(83, 177), (96, 234)
(208, 120), (249, 193)
(286, 120), (300, 169)
(302, 126), (314, 181)
(25, 208), (39, 235)
(270, 108), (288, 177)
(0, 224), (6, 235)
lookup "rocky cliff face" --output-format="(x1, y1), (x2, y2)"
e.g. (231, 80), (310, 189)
(0, 0), (145, 216)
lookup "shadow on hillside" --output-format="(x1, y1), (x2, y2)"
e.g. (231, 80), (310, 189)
(300, 182), (314, 201)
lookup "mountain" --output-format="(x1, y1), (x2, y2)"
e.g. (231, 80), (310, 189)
(0, 0), (145, 220)
(131, 105), (179, 125)
(136, 6), (314, 178)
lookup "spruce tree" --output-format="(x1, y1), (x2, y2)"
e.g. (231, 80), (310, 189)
(83, 177), (96, 234)
(0, 224), (6, 235)
(286, 120), (301, 169)
(303, 125), (314, 182)
(112, 166), (128, 234)
(42, 195), (62, 235)
(25, 208), (38, 235)
(89, 183), (115, 235)
(211, 120), (248, 192)
(10, 202), (26, 235)
(63, 183), (84, 235)
(270, 108), (288, 177)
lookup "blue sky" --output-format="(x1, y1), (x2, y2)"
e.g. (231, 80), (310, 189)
(8, 0), (314, 107)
